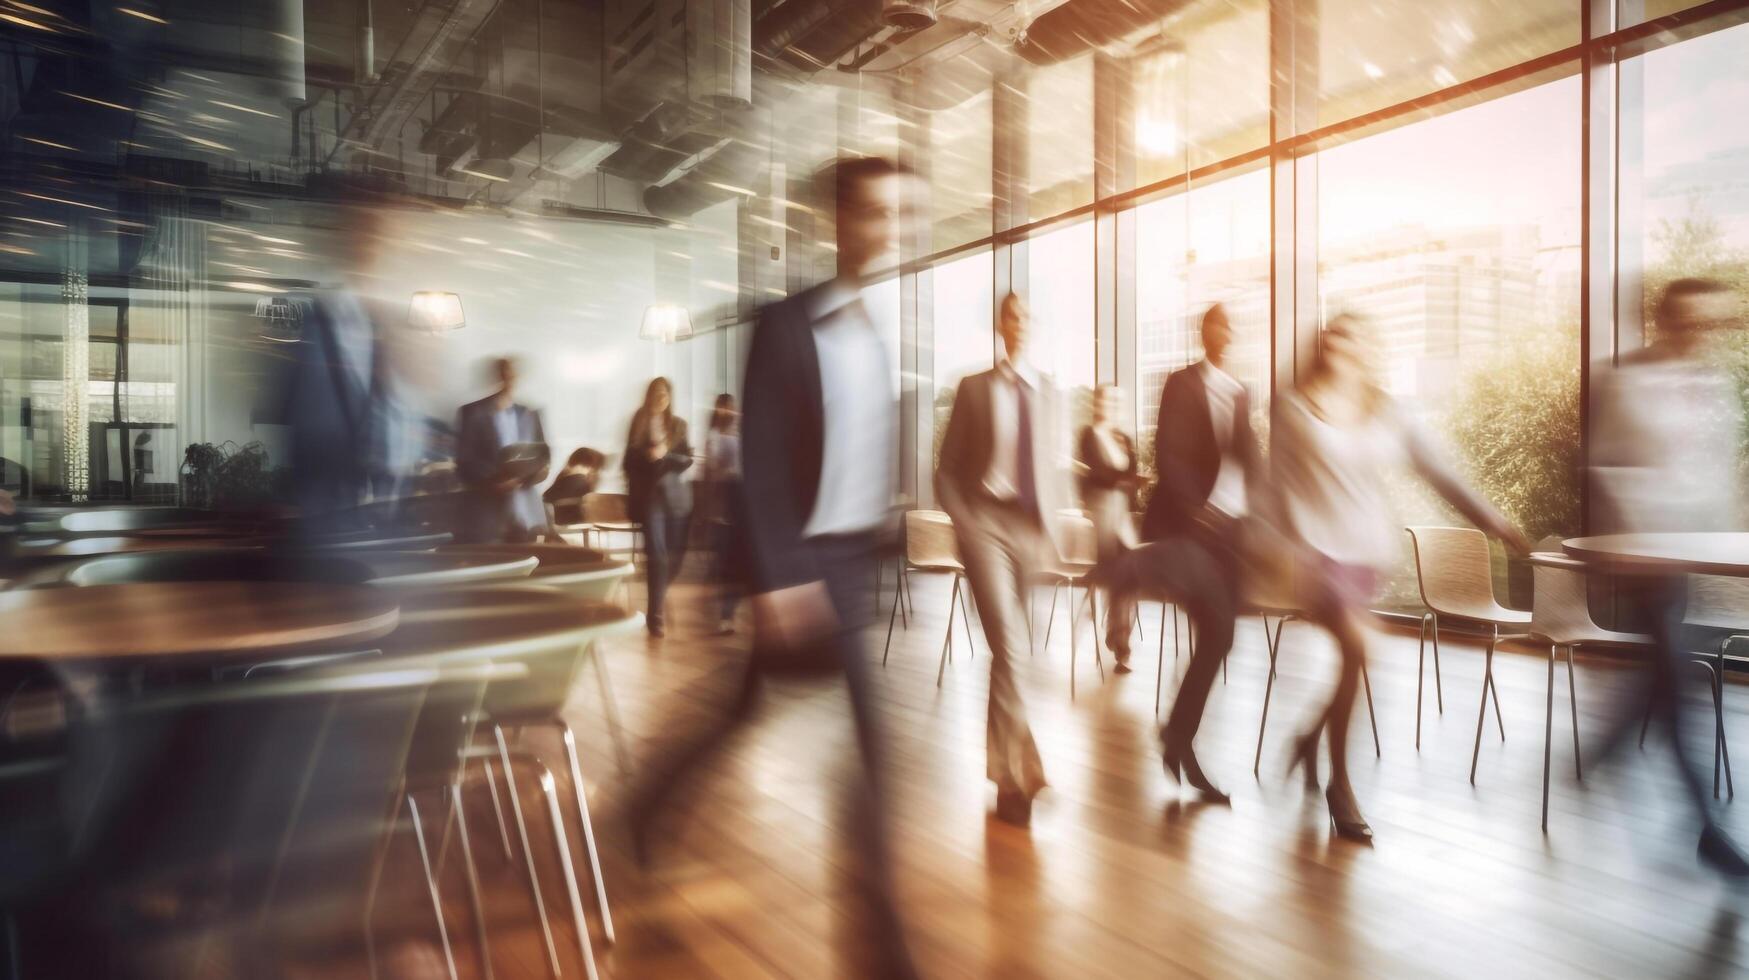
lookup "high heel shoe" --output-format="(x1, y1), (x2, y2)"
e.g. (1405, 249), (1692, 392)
(1285, 732), (1320, 791)
(1325, 787), (1373, 843)
(1160, 730), (1229, 804)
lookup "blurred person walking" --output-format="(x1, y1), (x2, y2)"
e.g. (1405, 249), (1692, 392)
(1589, 277), (1749, 876)
(1098, 303), (1260, 800)
(936, 292), (1071, 826)
(1268, 313), (1527, 841)
(622, 157), (920, 979)
(703, 393), (745, 634)
(1077, 383), (1140, 671)
(624, 377), (693, 637)
(455, 356), (550, 544)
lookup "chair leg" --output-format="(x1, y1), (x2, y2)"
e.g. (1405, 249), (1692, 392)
(1254, 616), (1282, 776)
(1430, 612), (1445, 712)
(1416, 612), (1430, 750)
(1069, 586), (1080, 700)
(407, 794), (461, 980)
(1043, 582), (1061, 650)
(535, 763), (601, 980)
(495, 728), (563, 978)
(1566, 645), (1582, 781)
(1489, 664), (1506, 742)
(1133, 599), (1145, 645)
(560, 722), (615, 944)
(362, 794), (398, 980)
(1717, 644), (1734, 800)
(481, 757), (515, 860)
(1088, 589), (1105, 683)
(1360, 660), (1380, 758)
(1026, 584), (1037, 658)
(936, 575), (960, 688)
(1542, 643), (1556, 833)
(957, 575), (978, 661)
(1173, 605), (1182, 665)
(1470, 631), (1498, 785)
(587, 643), (631, 776)
(902, 561), (915, 620)
(1154, 603), (1168, 716)
(882, 571), (903, 666)
(451, 781), (495, 980)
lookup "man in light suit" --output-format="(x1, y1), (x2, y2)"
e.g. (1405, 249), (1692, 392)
(1104, 303), (1260, 801)
(455, 356), (549, 543)
(623, 156), (920, 978)
(936, 292), (1070, 827)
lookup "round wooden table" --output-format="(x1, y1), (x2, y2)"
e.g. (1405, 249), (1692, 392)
(0, 581), (401, 663)
(1562, 533), (1749, 578)
(356, 551), (539, 588)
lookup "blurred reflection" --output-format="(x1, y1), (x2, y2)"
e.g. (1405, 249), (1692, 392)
(1589, 278), (1749, 877)
(1262, 313), (1527, 841)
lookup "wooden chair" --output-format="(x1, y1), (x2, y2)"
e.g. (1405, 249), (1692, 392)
(881, 511), (977, 682)
(1525, 551), (1652, 831)
(1405, 526), (1532, 784)
(1038, 511), (1107, 698)
(581, 493), (641, 564)
(1246, 579), (1380, 775)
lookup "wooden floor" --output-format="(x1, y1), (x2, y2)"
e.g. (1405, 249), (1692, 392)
(333, 571), (1749, 980)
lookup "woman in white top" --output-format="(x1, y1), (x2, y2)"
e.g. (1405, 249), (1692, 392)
(1076, 385), (1143, 668)
(1267, 313), (1527, 841)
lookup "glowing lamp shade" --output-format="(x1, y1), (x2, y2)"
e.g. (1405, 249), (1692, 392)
(409, 291), (466, 332)
(639, 303), (694, 343)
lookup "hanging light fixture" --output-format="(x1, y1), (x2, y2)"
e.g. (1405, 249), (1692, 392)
(639, 303), (693, 343)
(409, 290), (465, 332)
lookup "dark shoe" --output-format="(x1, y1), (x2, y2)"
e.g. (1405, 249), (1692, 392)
(994, 788), (1034, 827)
(647, 619), (666, 638)
(1699, 824), (1749, 878)
(1326, 786), (1373, 843)
(1111, 654), (1133, 675)
(1286, 732), (1321, 791)
(1160, 730), (1228, 804)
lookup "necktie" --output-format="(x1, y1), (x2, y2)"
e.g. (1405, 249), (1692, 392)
(1014, 375), (1038, 521)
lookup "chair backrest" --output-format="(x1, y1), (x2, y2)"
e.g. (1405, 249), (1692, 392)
(1405, 525), (1501, 619)
(905, 510), (960, 569)
(1528, 554), (1598, 644)
(583, 493), (631, 525)
(1057, 512), (1097, 567)
(1688, 574), (1749, 631)
(63, 550), (373, 587)
(384, 588), (641, 724)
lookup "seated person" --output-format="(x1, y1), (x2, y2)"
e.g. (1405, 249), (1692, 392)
(543, 447), (606, 529)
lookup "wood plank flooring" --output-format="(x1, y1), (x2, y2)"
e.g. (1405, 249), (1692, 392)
(325, 571), (1749, 980)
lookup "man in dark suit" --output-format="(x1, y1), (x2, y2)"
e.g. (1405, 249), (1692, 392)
(624, 156), (919, 978)
(1104, 303), (1260, 800)
(454, 356), (549, 543)
(936, 292), (1070, 827)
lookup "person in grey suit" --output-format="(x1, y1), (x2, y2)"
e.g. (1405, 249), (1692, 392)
(624, 376), (694, 637)
(936, 291), (1071, 827)
(455, 356), (550, 544)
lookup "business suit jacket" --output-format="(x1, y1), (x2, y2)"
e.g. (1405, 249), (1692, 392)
(1140, 362), (1262, 542)
(739, 283), (841, 595)
(283, 293), (375, 520)
(624, 415), (694, 520)
(934, 366), (1070, 560)
(455, 396), (547, 543)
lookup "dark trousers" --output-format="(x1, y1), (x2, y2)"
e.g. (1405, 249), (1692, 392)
(625, 532), (913, 974)
(1592, 575), (1715, 826)
(1108, 528), (1239, 741)
(641, 503), (690, 627)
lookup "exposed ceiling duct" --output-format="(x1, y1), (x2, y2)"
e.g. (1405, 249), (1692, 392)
(882, 0), (940, 32)
(1013, 0), (1190, 65)
(643, 130), (771, 220)
(332, 0), (502, 164)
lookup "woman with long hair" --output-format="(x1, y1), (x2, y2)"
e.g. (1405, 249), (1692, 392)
(1076, 384), (1142, 670)
(625, 377), (694, 637)
(1267, 313), (1527, 840)
(704, 393), (744, 634)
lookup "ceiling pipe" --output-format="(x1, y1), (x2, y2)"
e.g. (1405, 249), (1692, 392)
(1012, 0), (1189, 65)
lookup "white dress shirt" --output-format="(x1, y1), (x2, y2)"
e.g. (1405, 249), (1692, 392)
(1199, 359), (1247, 517)
(492, 404), (546, 532)
(983, 358), (1039, 502)
(803, 280), (897, 538)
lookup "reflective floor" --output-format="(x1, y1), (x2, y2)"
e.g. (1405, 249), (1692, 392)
(291, 573), (1749, 979)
